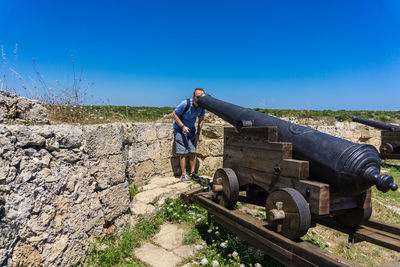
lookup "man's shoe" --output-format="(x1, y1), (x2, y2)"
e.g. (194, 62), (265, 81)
(190, 172), (200, 181)
(180, 174), (190, 183)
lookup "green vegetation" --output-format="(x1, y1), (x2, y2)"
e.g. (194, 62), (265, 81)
(86, 198), (282, 267)
(86, 216), (164, 266)
(128, 184), (141, 201)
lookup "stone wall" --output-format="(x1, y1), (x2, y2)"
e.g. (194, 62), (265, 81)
(0, 113), (384, 266)
(0, 91), (49, 125)
(0, 122), (224, 266)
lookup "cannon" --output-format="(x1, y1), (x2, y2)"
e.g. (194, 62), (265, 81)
(353, 116), (400, 159)
(198, 94), (398, 239)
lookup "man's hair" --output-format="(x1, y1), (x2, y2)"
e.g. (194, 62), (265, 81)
(194, 88), (205, 94)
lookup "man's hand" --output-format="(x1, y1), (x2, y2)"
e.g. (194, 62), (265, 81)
(182, 125), (190, 134)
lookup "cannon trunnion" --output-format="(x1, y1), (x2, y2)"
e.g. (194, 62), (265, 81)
(198, 94), (397, 240)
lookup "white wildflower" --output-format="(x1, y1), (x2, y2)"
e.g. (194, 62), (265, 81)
(232, 251), (238, 258)
(239, 264), (245, 267)
(207, 229), (212, 233)
(220, 242), (228, 248)
(212, 260), (219, 267)
(195, 244), (204, 251)
(254, 263), (263, 267)
(197, 218), (202, 222)
(200, 258), (208, 265)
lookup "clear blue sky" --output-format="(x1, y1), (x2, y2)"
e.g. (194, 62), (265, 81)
(1, 0), (399, 110)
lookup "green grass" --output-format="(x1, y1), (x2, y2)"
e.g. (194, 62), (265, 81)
(128, 184), (141, 201)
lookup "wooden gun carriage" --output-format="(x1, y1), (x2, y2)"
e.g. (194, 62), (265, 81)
(198, 95), (398, 240)
(353, 116), (400, 159)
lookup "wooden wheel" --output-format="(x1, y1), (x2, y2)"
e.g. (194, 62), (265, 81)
(265, 188), (311, 239)
(212, 168), (239, 209)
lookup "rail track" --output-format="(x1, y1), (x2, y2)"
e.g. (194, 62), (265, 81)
(182, 187), (400, 267)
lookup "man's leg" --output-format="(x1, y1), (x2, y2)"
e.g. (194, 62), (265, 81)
(180, 154), (187, 175)
(189, 152), (197, 174)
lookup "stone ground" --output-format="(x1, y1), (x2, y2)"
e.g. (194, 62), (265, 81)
(130, 176), (209, 267)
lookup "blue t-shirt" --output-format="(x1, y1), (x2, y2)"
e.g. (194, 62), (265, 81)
(173, 98), (206, 129)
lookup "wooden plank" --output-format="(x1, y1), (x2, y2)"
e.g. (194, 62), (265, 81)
(224, 126), (278, 142)
(280, 159), (309, 179)
(226, 165), (330, 216)
(362, 220), (400, 236)
(210, 213), (295, 266)
(224, 145), (290, 173)
(294, 242), (356, 267)
(353, 229), (400, 252)
(381, 130), (400, 137)
(381, 136), (400, 143)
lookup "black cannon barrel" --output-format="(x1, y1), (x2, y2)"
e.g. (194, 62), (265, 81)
(352, 116), (400, 131)
(198, 94), (398, 196)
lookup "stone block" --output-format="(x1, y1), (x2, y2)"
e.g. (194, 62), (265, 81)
(201, 124), (224, 139)
(196, 139), (223, 157)
(132, 123), (157, 143)
(53, 125), (83, 149)
(98, 182), (130, 223)
(198, 157), (222, 177)
(160, 139), (174, 157)
(134, 242), (183, 267)
(134, 187), (170, 204)
(156, 123), (173, 139)
(90, 154), (126, 189)
(129, 142), (149, 163)
(132, 160), (154, 182)
(130, 201), (156, 216)
(84, 123), (124, 158)
(153, 224), (186, 250)
(154, 158), (174, 176)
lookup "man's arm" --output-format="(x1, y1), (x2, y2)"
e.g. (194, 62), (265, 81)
(195, 115), (205, 144)
(173, 112), (190, 134)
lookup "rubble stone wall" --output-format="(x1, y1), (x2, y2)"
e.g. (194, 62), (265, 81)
(0, 117), (382, 266)
(0, 122), (224, 266)
(0, 91), (49, 125)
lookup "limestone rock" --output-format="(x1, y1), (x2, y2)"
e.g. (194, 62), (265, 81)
(130, 201), (156, 216)
(134, 187), (170, 204)
(134, 242), (183, 267)
(153, 223), (186, 250)
(84, 123), (124, 158)
(98, 182), (130, 223)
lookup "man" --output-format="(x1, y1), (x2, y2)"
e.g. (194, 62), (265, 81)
(173, 88), (206, 182)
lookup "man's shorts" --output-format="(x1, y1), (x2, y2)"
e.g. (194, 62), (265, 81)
(174, 127), (197, 154)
